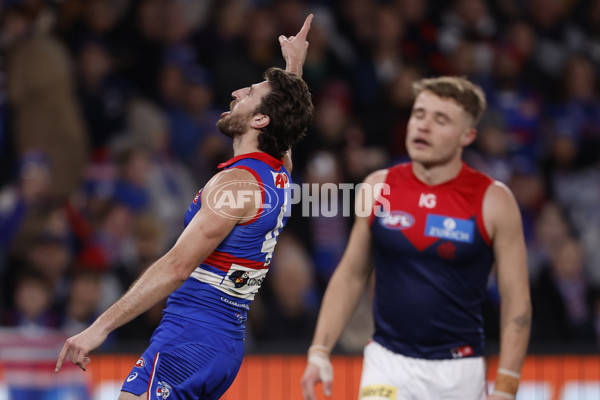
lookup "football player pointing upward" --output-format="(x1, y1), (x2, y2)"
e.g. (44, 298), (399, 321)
(55, 15), (314, 400)
(302, 77), (531, 400)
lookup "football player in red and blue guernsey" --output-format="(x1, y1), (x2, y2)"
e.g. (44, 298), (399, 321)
(302, 77), (532, 400)
(55, 15), (314, 400)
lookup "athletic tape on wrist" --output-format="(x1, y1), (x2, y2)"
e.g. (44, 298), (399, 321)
(492, 390), (516, 399)
(308, 352), (333, 383)
(494, 369), (520, 397)
(497, 368), (520, 379)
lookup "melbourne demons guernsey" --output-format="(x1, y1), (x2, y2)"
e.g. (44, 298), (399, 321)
(369, 162), (494, 359)
(163, 152), (290, 339)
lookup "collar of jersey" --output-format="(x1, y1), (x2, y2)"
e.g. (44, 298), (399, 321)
(218, 151), (283, 170)
(409, 161), (467, 188)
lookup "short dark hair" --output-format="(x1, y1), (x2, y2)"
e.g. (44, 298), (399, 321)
(255, 68), (314, 159)
(413, 76), (486, 127)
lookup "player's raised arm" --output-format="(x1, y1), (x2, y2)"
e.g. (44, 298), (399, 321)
(280, 14), (313, 77)
(55, 168), (258, 373)
(301, 169), (387, 400)
(483, 182), (532, 400)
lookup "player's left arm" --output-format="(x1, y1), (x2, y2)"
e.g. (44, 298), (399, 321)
(483, 181), (532, 399)
(55, 168), (257, 372)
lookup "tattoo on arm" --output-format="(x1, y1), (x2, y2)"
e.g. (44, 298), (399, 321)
(512, 308), (532, 332)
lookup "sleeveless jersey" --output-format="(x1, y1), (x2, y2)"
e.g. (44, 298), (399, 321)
(369, 162), (494, 359)
(163, 152), (290, 338)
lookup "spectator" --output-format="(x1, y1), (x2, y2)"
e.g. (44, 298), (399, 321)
(531, 236), (597, 343)
(5, 3), (89, 201)
(2, 270), (59, 332)
(76, 38), (132, 159)
(60, 268), (104, 337)
(249, 232), (318, 349)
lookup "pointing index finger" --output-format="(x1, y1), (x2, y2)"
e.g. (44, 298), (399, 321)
(296, 14), (313, 42)
(55, 343), (68, 372)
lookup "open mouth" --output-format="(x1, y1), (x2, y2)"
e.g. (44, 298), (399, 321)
(413, 138), (430, 146)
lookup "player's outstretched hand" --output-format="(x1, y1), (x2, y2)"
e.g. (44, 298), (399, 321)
(55, 324), (107, 372)
(279, 14), (313, 76)
(301, 350), (333, 399)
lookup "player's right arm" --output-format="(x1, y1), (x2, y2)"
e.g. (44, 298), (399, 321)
(301, 169), (388, 400)
(55, 168), (258, 373)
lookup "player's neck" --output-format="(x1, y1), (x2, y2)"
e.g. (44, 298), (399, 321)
(232, 130), (260, 156)
(412, 157), (463, 186)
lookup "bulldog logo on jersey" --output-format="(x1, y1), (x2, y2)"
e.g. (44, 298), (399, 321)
(425, 214), (474, 243)
(229, 270), (250, 288)
(156, 381), (172, 399)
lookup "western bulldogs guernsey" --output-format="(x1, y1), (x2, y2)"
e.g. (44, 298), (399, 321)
(369, 162), (494, 360)
(163, 152), (290, 338)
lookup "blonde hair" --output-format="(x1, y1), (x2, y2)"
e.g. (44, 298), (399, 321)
(413, 76), (486, 127)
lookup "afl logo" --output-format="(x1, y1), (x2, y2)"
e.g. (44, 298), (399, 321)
(135, 357), (146, 368)
(229, 270), (249, 288)
(380, 211), (414, 230)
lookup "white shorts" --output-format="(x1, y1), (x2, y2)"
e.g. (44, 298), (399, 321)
(359, 340), (486, 400)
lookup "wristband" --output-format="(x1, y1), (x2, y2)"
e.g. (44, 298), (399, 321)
(308, 344), (331, 355)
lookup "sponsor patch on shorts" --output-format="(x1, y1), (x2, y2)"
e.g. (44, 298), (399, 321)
(359, 384), (397, 399)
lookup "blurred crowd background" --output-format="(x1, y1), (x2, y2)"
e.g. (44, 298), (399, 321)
(0, 0), (599, 356)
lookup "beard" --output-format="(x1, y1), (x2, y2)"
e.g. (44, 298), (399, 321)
(217, 111), (252, 139)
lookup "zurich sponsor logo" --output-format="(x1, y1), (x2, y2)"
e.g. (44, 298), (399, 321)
(380, 211), (414, 230)
(425, 214), (474, 243)
(443, 217), (456, 230)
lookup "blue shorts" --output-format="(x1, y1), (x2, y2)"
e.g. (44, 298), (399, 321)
(120, 316), (244, 400)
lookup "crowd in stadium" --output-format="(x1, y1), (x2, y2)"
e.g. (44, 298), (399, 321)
(0, 0), (599, 354)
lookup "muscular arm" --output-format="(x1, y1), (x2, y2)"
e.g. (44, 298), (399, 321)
(56, 169), (258, 372)
(310, 209), (374, 350)
(301, 170), (387, 400)
(483, 182), (532, 395)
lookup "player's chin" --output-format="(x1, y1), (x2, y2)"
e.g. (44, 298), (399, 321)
(407, 149), (431, 163)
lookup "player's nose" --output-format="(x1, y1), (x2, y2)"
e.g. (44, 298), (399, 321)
(416, 115), (432, 132)
(231, 87), (249, 100)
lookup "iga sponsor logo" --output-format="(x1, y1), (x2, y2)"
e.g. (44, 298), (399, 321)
(156, 381), (172, 399)
(418, 193), (437, 208)
(380, 211), (414, 230)
(135, 357), (146, 368)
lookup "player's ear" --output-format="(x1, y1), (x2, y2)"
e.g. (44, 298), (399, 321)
(251, 114), (270, 129)
(461, 128), (477, 147)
